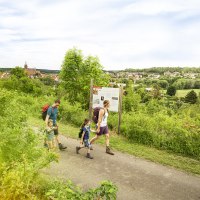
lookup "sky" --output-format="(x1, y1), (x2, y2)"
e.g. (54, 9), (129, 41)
(0, 0), (200, 70)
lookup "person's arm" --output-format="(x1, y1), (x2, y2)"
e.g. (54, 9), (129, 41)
(97, 109), (104, 132)
(45, 107), (52, 126)
(45, 115), (50, 126)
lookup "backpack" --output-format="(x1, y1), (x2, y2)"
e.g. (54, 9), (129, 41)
(78, 127), (89, 139)
(42, 104), (50, 121)
(78, 128), (84, 138)
(92, 107), (105, 124)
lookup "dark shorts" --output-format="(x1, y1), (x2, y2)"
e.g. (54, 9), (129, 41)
(53, 125), (59, 136)
(97, 125), (109, 136)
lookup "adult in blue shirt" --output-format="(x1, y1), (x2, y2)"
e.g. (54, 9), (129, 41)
(45, 99), (67, 150)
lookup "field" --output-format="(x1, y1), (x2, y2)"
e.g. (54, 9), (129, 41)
(176, 89), (200, 97)
(162, 89), (200, 97)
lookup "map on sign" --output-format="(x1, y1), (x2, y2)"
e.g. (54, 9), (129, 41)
(92, 86), (119, 112)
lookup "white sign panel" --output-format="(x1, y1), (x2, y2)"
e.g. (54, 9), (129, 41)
(92, 86), (119, 112)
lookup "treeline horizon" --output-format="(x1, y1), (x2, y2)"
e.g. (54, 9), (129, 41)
(1, 66), (200, 74)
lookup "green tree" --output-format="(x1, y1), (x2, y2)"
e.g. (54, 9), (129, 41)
(60, 48), (110, 108)
(166, 85), (176, 96)
(194, 80), (200, 89)
(184, 90), (198, 104)
(123, 81), (141, 112)
(39, 76), (55, 86)
(158, 80), (169, 89)
(10, 66), (26, 79)
(151, 84), (162, 99)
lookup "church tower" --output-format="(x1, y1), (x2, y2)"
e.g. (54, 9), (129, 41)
(24, 62), (28, 69)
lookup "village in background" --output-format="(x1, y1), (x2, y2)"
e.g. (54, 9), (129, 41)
(1, 63), (200, 87)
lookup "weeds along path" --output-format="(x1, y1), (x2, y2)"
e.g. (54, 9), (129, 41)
(41, 134), (200, 200)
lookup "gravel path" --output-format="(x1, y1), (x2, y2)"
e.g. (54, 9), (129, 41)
(42, 135), (200, 200)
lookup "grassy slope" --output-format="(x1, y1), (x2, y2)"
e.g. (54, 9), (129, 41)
(29, 117), (200, 175)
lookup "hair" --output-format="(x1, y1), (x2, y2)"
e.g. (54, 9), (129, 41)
(55, 99), (61, 104)
(103, 100), (110, 107)
(81, 118), (90, 128)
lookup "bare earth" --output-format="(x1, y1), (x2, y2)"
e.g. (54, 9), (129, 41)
(43, 135), (200, 200)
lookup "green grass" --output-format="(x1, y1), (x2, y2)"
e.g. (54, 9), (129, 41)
(162, 89), (200, 97)
(176, 89), (200, 97)
(29, 117), (200, 175)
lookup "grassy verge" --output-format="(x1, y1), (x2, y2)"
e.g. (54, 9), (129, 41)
(29, 117), (200, 175)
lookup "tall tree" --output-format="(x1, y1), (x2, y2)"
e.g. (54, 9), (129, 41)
(184, 90), (198, 104)
(151, 84), (162, 99)
(123, 80), (141, 112)
(10, 66), (26, 79)
(166, 85), (176, 96)
(60, 48), (110, 108)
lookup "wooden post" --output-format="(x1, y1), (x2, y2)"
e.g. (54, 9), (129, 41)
(89, 79), (93, 120)
(118, 85), (123, 134)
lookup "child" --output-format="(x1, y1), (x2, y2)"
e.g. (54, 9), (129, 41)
(45, 119), (57, 150)
(76, 119), (94, 159)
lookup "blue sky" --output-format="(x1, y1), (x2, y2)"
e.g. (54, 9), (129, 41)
(0, 0), (200, 70)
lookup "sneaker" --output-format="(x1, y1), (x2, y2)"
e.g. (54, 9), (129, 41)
(106, 146), (114, 155)
(76, 146), (80, 154)
(86, 153), (93, 159)
(58, 143), (67, 150)
(90, 146), (93, 150)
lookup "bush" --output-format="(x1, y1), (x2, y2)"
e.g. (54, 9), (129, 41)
(166, 85), (176, 96)
(0, 89), (118, 199)
(184, 90), (198, 104)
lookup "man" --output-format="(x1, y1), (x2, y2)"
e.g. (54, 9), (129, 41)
(45, 99), (67, 150)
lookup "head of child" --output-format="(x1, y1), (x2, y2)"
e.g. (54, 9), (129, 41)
(48, 119), (53, 127)
(83, 118), (90, 127)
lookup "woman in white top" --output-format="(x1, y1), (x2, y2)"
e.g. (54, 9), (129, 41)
(90, 100), (114, 155)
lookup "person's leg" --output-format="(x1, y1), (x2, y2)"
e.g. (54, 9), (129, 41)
(76, 143), (84, 154)
(105, 133), (110, 146)
(104, 126), (114, 155)
(46, 140), (51, 150)
(86, 140), (93, 159)
(52, 138), (56, 150)
(54, 126), (67, 150)
(49, 141), (53, 149)
(90, 134), (100, 144)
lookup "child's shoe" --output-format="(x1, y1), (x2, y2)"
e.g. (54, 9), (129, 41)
(76, 146), (81, 154)
(59, 143), (67, 150)
(86, 153), (93, 159)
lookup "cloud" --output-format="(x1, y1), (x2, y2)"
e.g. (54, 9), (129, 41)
(0, 0), (200, 70)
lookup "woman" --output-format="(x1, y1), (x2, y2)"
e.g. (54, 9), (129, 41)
(90, 100), (114, 155)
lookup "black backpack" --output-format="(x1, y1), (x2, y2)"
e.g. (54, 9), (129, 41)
(78, 128), (89, 139)
(78, 128), (84, 138)
(92, 107), (106, 124)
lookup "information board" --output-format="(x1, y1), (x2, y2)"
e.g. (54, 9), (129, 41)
(92, 86), (119, 112)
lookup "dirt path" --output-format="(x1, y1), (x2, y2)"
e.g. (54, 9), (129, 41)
(42, 135), (200, 200)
